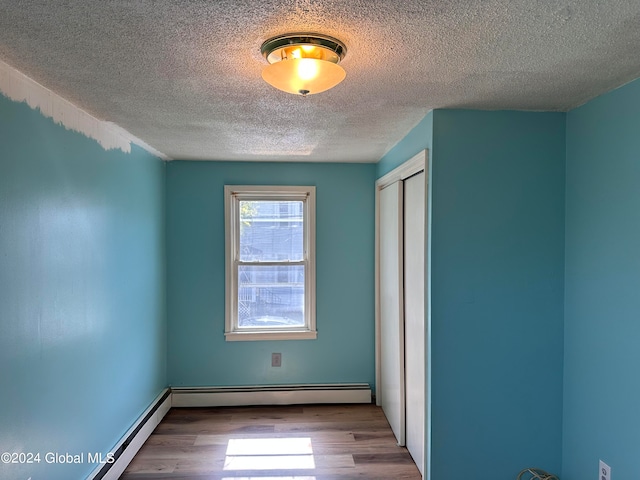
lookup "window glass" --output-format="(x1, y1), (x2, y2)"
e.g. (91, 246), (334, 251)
(239, 201), (304, 262)
(238, 265), (305, 328)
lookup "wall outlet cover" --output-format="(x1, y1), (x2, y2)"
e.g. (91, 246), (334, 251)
(272, 352), (282, 367)
(599, 460), (611, 480)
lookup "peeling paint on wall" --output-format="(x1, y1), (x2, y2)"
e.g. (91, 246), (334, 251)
(0, 59), (168, 159)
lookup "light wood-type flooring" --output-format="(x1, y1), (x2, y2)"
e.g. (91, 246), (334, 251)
(121, 404), (422, 479)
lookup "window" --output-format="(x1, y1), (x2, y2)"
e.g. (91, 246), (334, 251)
(224, 185), (316, 341)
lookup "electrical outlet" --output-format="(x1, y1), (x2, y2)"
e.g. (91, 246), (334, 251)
(271, 352), (282, 367)
(600, 460), (611, 480)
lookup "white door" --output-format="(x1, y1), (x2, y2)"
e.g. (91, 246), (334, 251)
(404, 171), (425, 475)
(377, 151), (428, 478)
(379, 181), (405, 446)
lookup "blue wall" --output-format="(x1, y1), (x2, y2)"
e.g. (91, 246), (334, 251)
(166, 161), (376, 387)
(380, 109), (566, 479)
(0, 95), (167, 480)
(377, 111), (433, 178)
(563, 78), (640, 479)
(430, 110), (565, 479)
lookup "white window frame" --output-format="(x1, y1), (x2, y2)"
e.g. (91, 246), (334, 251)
(224, 185), (317, 341)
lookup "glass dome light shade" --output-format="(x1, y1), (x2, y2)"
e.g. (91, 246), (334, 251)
(260, 34), (347, 96)
(261, 58), (346, 96)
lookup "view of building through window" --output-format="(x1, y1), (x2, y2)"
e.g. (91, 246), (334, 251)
(238, 200), (305, 328)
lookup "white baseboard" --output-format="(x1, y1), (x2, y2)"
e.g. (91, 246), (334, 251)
(88, 388), (171, 480)
(171, 383), (372, 407)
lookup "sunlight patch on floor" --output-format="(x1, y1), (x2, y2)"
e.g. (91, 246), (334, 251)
(222, 477), (316, 480)
(223, 437), (316, 471)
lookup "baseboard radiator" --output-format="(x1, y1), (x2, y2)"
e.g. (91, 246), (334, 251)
(171, 383), (372, 407)
(87, 388), (171, 480)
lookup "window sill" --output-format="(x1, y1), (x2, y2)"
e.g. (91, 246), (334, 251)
(225, 330), (317, 342)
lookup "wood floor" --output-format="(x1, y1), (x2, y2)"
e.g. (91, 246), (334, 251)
(121, 404), (422, 480)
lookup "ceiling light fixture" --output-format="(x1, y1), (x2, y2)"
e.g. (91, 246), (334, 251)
(260, 33), (347, 96)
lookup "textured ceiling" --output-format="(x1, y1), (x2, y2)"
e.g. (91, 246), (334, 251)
(1, 1), (640, 162)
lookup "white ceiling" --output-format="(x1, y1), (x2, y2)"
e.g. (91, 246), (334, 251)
(1, 0), (639, 162)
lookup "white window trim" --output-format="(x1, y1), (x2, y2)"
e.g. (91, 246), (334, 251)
(224, 185), (317, 341)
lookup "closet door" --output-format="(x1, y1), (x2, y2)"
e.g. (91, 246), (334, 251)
(379, 181), (405, 445)
(376, 150), (428, 478)
(404, 171), (425, 475)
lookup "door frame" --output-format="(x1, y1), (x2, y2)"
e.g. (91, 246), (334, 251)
(375, 149), (430, 479)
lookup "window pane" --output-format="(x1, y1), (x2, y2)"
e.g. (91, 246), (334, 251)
(239, 200), (303, 262)
(238, 265), (305, 328)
